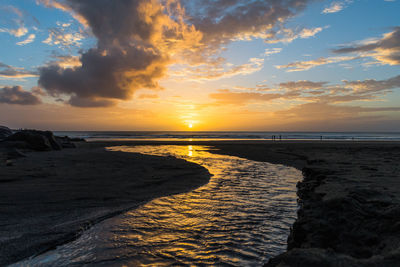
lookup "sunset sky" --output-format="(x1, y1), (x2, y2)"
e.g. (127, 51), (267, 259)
(1, 0), (399, 131)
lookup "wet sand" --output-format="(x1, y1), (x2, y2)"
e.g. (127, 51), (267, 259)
(0, 146), (210, 265)
(1, 140), (400, 266)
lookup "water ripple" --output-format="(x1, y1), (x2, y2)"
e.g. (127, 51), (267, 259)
(17, 145), (302, 266)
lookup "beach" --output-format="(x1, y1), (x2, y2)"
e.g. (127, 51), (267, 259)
(0, 144), (210, 265)
(1, 140), (400, 265)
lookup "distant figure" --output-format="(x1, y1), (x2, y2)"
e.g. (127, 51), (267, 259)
(320, 136), (322, 141)
(279, 135), (282, 141)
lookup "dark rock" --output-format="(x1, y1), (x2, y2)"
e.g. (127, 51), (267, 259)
(0, 126), (13, 140)
(6, 131), (53, 151)
(40, 131), (62, 150)
(55, 136), (77, 148)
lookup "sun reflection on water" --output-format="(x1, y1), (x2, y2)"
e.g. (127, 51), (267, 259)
(20, 145), (302, 266)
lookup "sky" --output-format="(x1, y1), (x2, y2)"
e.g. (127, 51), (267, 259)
(0, 0), (399, 131)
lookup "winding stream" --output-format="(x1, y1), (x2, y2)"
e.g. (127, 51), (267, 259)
(17, 145), (302, 266)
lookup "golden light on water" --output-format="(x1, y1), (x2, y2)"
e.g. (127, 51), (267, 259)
(188, 145), (193, 157)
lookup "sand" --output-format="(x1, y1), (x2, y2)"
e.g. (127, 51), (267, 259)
(0, 146), (210, 265)
(1, 140), (400, 266)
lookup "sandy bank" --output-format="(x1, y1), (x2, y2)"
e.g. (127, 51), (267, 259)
(0, 146), (210, 265)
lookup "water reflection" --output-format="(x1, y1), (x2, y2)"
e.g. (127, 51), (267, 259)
(188, 145), (193, 157)
(17, 145), (301, 266)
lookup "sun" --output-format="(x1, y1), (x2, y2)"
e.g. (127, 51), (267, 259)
(188, 123), (193, 129)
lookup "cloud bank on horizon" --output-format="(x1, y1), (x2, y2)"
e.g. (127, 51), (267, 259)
(0, 0), (399, 130)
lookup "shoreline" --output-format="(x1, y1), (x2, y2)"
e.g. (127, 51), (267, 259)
(2, 140), (400, 265)
(205, 142), (400, 266)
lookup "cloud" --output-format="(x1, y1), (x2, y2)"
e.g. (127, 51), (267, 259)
(0, 5), (25, 35)
(333, 27), (400, 65)
(2, 5), (23, 17)
(67, 96), (115, 107)
(342, 74), (400, 94)
(0, 62), (38, 79)
(0, 86), (41, 105)
(46, 55), (82, 68)
(275, 55), (358, 71)
(43, 27), (84, 48)
(138, 94), (159, 99)
(38, 0), (199, 106)
(182, 0), (313, 44)
(277, 28), (400, 71)
(207, 74), (400, 105)
(209, 89), (284, 105)
(274, 102), (400, 124)
(322, 2), (346, 14)
(279, 80), (327, 90)
(0, 5), (30, 37)
(264, 26), (326, 44)
(16, 33), (35, 45)
(37, 0), (89, 27)
(37, 0), (315, 107)
(170, 57), (265, 81)
(0, 26), (28, 37)
(265, 48), (282, 56)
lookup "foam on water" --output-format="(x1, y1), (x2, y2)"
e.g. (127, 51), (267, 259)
(16, 145), (302, 266)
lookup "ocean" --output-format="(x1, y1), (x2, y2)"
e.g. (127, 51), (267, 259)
(53, 131), (400, 141)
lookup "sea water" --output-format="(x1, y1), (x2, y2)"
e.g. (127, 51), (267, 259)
(54, 131), (400, 141)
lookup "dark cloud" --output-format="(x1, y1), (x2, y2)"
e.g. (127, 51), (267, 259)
(183, 0), (312, 43)
(0, 86), (41, 105)
(68, 95), (115, 107)
(0, 62), (37, 78)
(333, 27), (400, 65)
(39, 47), (165, 101)
(38, 0), (176, 107)
(342, 74), (400, 94)
(38, 0), (314, 107)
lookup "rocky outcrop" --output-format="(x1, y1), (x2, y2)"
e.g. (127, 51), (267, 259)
(4, 130), (64, 151)
(55, 136), (77, 148)
(0, 126), (12, 140)
(1, 128), (85, 153)
(5, 131), (54, 151)
(265, 161), (400, 267)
